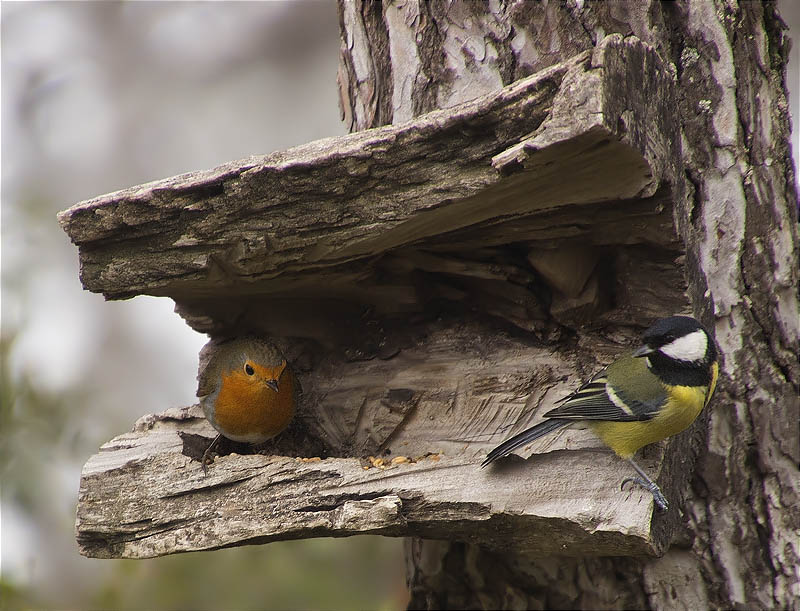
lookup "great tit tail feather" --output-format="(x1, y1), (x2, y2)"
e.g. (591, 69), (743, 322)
(481, 418), (571, 468)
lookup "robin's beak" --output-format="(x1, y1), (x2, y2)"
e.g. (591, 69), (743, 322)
(265, 379), (279, 392)
(632, 344), (655, 358)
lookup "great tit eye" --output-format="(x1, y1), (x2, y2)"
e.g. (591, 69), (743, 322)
(244, 363), (255, 376)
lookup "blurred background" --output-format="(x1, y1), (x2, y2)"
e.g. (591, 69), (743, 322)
(1, 2), (407, 609)
(1, 2), (797, 610)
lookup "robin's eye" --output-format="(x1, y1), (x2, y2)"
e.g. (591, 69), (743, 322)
(244, 363), (255, 376)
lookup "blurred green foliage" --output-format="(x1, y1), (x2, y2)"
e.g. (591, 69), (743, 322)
(3, 539), (408, 610)
(90, 538), (408, 611)
(1, 333), (87, 505)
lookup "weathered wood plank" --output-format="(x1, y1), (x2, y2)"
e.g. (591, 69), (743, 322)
(76, 321), (675, 560)
(58, 36), (680, 309)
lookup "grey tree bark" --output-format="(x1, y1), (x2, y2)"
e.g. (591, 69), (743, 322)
(338, 1), (799, 609)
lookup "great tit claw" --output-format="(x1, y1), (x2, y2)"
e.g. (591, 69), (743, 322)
(621, 476), (669, 512)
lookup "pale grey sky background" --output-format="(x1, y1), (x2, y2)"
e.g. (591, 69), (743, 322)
(1, 2), (797, 607)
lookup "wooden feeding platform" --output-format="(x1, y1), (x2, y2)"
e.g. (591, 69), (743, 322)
(60, 36), (694, 560)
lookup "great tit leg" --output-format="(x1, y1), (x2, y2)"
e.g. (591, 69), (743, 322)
(201, 434), (222, 475)
(621, 458), (669, 512)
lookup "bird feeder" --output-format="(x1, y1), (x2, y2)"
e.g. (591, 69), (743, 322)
(61, 36), (698, 560)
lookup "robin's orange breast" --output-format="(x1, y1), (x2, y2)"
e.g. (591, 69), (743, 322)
(211, 367), (296, 444)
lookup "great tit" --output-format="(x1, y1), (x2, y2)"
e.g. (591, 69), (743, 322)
(481, 315), (719, 511)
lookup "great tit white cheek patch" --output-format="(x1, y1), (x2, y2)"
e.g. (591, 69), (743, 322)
(659, 329), (708, 362)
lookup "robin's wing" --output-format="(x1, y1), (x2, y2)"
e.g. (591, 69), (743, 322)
(543, 361), (666, 422)
(196, 376), (214, 399)
(196, 340), (229, 398)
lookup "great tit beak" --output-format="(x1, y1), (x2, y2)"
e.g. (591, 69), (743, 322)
(632, 345), (654, 358)
(265, 379), (279, 392)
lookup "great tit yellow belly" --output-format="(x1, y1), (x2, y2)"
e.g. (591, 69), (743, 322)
(482, 315), (719, 511)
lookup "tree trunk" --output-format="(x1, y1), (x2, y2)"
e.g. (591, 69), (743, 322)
(338, 1), (799, 608)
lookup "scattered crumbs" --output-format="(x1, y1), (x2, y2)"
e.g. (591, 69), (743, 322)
(361, 456), (385, 469)
(295, 457), (322, 463)
(360, 454), (416, 470)
(412, 452), (442, 462)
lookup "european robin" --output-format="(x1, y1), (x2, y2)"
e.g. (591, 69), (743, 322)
(196, 336), (298, 471)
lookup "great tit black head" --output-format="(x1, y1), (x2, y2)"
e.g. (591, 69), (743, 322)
(631, 315), (717, 386)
